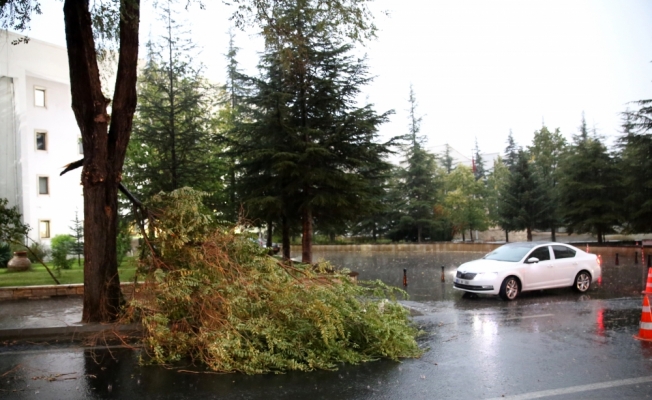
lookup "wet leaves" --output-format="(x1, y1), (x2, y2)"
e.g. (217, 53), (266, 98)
(32, 372), (77, 382)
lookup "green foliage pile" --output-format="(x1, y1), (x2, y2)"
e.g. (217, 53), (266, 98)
(125, 188), (422, 374)
(50, 234), (75, 270)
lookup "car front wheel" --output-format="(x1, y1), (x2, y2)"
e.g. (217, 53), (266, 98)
(499, 276), (520, 301)
(573, 271), (591, 293)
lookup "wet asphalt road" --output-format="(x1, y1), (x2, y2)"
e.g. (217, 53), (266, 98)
(1, 250), (652, 399)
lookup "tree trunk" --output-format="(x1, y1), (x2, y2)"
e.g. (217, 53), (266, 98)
(301, 208), (312, 264)
(266, 219), (273, 248)
(329, 232), (335, 244)
(282, 214), (290, 261)
(551, 225), (556, 242)
(597, 228), (603, 244)
(462, 231), (465, 242)
(64, 0), (140, 323)
(469, 228), (474, 243)
(526, 227), (532, 242)
(372, 223), (377, 242)
(417, 225), (422, 243)
(505, 230), (509, 243)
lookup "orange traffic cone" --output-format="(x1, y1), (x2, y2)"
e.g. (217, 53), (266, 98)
(644, 267), (652, 295)
(634, 295), (652, 342)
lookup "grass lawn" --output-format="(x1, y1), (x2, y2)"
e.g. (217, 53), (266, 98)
(0, 257), (138, 287)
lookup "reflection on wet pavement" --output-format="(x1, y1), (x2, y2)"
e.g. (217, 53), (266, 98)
(313, 249), (650, 305)
(0, 297), (83, 329)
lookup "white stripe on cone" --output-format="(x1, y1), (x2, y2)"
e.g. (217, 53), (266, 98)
(644, 306), (651, 312)
(641, 322), (652, 330)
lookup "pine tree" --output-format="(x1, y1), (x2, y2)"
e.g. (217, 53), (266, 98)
(558, 130), (622, 243)
(397, 86), (441, 243)
(504, 130), (519, 173)
(473, 138), (486, 181)
(219, 30), (251, 222)
(234, 1), (391, 262)
(441, 143), (454, 174)
(69, 210), (84, 267)
(578, 112), (589, 142)
(619, 109), (652, 232)
(528, 126), (566, 241)
(498, 150), (547, 241)
(124, 3), (225, 210)
(486, 157), (513, 241)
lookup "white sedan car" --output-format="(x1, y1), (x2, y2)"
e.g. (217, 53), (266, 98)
(453, 242), (601, 301)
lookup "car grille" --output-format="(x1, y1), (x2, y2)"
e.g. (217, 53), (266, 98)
(456, 271), (477, 280)
(454, 282), (493, 291)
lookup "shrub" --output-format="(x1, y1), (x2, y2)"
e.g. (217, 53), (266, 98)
(124, 188), (422, 374)
(51, 234), (75, 270)
(0, 242), (10, 268)
(25, 241), (50, 263)
(116, 219), (132, 267)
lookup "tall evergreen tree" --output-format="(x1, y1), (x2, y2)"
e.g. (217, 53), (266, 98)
(558, 131), (621, 243)
(441, 143), (455, 174)
(220, 30), (251, 222)
(473, 138), (486, 182)
(498, 150), (547, 241)
(503, 130), (519, 172)
(619, 107), (652, 233)
(69, 210), (84, 267)
(397, 86), (440, 243)
(234, 0), (392, 263)
(578, 112), (589, 142)
(486, 157), (514, 242)
(528, 126), (566, 241)
(124, 3), (225, 209)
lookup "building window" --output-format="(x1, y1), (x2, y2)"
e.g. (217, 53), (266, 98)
(39, 220), (50, 238)
(34, 87), (46, 107)
(36, 131), (47, 151)
(78, 137), (83, 154)
(38, 176), (49, 195)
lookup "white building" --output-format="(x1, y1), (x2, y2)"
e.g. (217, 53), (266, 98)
(0, 30), (84, 246)
(428, 144), (500, 172)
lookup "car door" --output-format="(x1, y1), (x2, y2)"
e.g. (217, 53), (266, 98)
(520, 246), (555, 290)
(551, 245), (578, 286)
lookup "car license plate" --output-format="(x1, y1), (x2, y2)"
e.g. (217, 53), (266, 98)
(455, 278), (469, 285)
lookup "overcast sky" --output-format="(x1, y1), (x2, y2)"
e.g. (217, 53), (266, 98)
(24, 0), (652, 158)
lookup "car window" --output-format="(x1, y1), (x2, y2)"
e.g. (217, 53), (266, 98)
(552, 245), (576, 259)
(527, 246), (551, 261)
(484, 244), (535, 262)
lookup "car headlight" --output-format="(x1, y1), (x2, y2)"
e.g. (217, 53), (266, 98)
(474, 272), (498, 281)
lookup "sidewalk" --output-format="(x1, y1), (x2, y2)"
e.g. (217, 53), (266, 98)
(0, 296), (140, 341)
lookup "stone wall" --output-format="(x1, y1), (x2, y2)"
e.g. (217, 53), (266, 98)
(0, 282), (137, 301)
(292, 242), (501, 253)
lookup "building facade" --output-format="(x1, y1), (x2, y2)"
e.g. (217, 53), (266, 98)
(1, 30), (84, 247)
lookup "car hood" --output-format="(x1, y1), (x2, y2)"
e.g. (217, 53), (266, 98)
(456, 259), (517, 273)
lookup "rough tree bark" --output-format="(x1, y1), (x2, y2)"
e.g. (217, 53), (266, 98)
(282, 214), (290, 261)
(301, 208), (312, 264)
(63, 0), (140, 322)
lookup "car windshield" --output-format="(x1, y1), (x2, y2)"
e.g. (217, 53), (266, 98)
(483, 243), (537, 262)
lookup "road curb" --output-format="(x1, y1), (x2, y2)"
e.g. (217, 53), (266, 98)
(0, 323), (143, 341)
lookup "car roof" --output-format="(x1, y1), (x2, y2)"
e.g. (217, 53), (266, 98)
(500, 241), (574, 248)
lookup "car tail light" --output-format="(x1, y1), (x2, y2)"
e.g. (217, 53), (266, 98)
(596, 255), (602, 266)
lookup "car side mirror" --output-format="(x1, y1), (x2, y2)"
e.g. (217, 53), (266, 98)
(526, 257), (540, 264)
